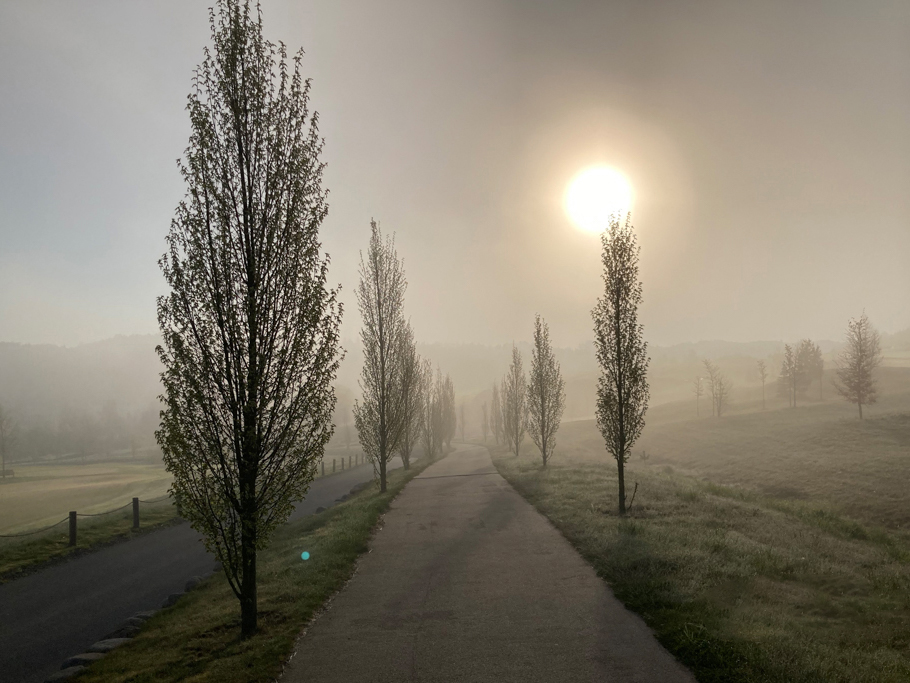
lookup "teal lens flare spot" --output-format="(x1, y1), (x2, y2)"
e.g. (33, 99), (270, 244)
(301, 551), (310, 561)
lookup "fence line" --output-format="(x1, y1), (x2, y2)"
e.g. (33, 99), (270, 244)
(76, 501), (135, 518)
(0, 493), (174, 542)
(0, 517), (70, 539)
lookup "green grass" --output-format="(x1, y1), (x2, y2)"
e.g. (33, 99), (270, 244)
(0, 503), (180, 583)
(493, 393), (910, 682)
(77, 456), (437, 683)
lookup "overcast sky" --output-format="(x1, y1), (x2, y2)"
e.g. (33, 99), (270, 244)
(1, 0), (908, 348)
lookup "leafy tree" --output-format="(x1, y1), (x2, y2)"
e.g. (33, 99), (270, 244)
(353, 221), (410, 492)
(702, 359), (731, 416)
(757, 359), (768, 410)
(834, 312), (882, 419)
(396, 325), (423, 470)
(440, 373), (457, 449)
(502, 346), (527, 456)
(491, 383), (503, 446)
(420, 363), (445, 459)
(779, 344), (799, 407)
(527, 315), (566, 467)
(802, 340), (825, 400)
(795, 339), (817, 397)
(693, 376), (704, 416)
(156, 0), (342, 638)
(592, 214), (650, 515)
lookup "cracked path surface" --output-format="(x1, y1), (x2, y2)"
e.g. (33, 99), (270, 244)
(282, 445), (695, 683)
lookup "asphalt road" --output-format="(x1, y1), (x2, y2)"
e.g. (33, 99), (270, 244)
(282, 445), (695, 683)
(0, 456), (402, 683)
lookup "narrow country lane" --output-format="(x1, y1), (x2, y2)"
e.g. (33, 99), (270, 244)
(282, 445), (695, 683)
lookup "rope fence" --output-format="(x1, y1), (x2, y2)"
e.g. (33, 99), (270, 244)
(0, 493), (176, 546)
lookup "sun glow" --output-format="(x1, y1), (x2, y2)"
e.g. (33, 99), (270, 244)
(564, 166), (633, 233)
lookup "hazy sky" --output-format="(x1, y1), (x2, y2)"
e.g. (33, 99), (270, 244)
(1, 0), (908, 348)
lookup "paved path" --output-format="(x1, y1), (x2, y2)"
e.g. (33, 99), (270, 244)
(0, 456), (406, 683)
(283, 445), (695, 683)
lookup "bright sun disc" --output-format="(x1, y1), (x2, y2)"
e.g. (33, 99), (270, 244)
(564, 166), (633, 233)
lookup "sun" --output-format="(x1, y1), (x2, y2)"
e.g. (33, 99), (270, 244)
(564, 166), (633, 233)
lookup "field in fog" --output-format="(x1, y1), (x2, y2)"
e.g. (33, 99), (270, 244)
(553, 366), (910, 531)
(0, 445), (365, 535)
(0, 460), (172, 534)
(493, 366), (910, 681)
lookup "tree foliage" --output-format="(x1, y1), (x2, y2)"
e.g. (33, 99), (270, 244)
(420, 363), (447, 459)
(491, 383), (503, 446)
(834, 312), (882, 419)
(155, 0), (342, 638)
(592, 214), (650, 515)
(703, 359), (732, 417)
(396, 324), (423, 470)
(756, 359), (768, 410)
(502, 346), (527, 457)
(527, 315), (565, 467)
(353, 221), (410, 492)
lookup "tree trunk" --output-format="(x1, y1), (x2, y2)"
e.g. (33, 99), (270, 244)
(858, 401), (863, 420)
(379, 456), (387, 492)
(617, 456), (626, 515)
(240, 521), (257, 639)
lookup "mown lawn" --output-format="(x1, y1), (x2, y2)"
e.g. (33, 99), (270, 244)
(494, 394), (910, 683)
(78, 456), (437, 683)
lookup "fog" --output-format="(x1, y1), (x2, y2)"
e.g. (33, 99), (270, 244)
(1, 0), (908, 352)
(3, 3), (910, 682)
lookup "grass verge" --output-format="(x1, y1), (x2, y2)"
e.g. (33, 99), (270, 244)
(493, 448), (910, 683)
(0, 505), (180, 584)
(78, 455), (438, 683)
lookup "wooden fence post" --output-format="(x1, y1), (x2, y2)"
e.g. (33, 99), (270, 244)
(132, 497), (140, 530)
(69, 511), (77, 546)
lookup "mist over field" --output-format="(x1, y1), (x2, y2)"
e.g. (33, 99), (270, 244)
(2, 329), (909, 463)
(1, 2), (909, 682)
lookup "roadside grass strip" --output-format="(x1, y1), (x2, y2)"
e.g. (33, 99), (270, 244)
(493, 450), (910, 683)
(77, 458), (435, 683)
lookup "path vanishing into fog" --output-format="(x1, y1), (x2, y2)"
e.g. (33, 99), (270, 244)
(283, 445), (694, 683)
(0, 457), (406, 683)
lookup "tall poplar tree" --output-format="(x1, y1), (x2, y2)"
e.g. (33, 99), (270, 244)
(353, 221), (409, 492)
(491, 383), (503, 446)
(592, 214), (649, 515)
(502, 346), (527, 457)
(156, 0), (342, 638)
(527, 315), (565, 467)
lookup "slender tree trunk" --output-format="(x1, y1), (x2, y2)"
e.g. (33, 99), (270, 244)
(379, 457), (387, 492)
(858, 402), (863, 420)
(617, 456), (626, 515)
(240, 494), (258, 638)
(761, 382), (765, 410)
